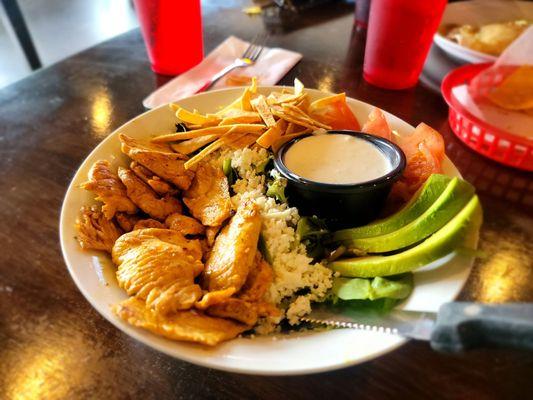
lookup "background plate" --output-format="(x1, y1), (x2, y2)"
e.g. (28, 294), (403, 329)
(60, 87), (474, 375)
(434, 0), (533, 64)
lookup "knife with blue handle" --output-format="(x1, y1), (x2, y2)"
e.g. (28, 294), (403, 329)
(301, 302), (533, 352)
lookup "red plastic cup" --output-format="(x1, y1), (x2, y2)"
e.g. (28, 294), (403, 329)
(363, 0), (447, 90)
(134, 0), (204, 76)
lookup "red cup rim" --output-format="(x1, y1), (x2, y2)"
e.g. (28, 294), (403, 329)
(441, 63), (532, 146)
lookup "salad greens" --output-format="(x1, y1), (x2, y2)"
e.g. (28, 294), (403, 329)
(222, 158), (238, 186)
(297, 216), (329, 259)
(258, 233), (273, 264)
(266, 176), (287, 203)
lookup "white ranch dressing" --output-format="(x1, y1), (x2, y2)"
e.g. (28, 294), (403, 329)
(283, 134), (392, 184)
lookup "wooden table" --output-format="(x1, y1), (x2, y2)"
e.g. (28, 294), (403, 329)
(1, 1), (532, 398)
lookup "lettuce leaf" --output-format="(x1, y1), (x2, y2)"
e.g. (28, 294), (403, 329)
(332, 274), (413, 301)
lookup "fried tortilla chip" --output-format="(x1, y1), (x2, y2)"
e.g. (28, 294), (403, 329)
(487, 66), (533, 111)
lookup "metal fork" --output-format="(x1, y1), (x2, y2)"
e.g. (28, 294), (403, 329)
(195, 33), (268, 93)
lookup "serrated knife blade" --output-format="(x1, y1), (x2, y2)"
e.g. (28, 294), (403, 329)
(302, 302), (533, 353)
(301, 303), (436, 341)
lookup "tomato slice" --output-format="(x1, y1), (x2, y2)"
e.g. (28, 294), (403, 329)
(308, 93), (361, 131)
(392, 123), (446, 201)
(361, 108), (392, 141)
(395, 123), (445, 161)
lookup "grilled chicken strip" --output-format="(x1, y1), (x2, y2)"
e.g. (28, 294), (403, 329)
(115, 212), (141, 232)
(183, 162), (232, 227)
(80, 160), (137, 219)
(113, 297), (249, 346)
(238, 253), (273, 302)
(117, 167), (182, 221)
(130, 161), (177, 196)
(76, 206), (122, 252)
(205, 298), (259, 326)
(165, 213), (205, 236)
(201, 202), (261, 295)
(113, 228), (203, 314)
(133, 219), (166, 230)
(119, 134), (194, 190)
(206, 298), (280, 326)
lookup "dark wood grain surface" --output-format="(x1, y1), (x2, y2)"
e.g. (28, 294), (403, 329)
(1, 1), (532, 399)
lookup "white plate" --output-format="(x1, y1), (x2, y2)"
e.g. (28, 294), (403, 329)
(60, 87), (474, 375)
(434, 0), (533, 64)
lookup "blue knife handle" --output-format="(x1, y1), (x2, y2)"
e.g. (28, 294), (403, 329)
(430, 302), (533, 353)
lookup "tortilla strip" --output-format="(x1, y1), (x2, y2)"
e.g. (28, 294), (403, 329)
(170, 135), (218, 155)
(256, 119), (287, 148)
(219, 111), (262, 125)
(271, 108), (331, 131)
(216, 77), (258, 116)
(285, 122), (307, 135)
(229, 133), (261, 149)
(169, 104), (220, 126)
(152, 124), (265, 143)
(282, 104), (331, 129)
(308, 92), (347, 110)
(184, 127), (250, 169)
(267, 92), (306, 106)
(251, 95), (276, 127)
(294, 78), (305, 95)
(272, 130), (311, 152)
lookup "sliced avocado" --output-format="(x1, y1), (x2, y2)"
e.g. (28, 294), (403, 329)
(343, 177), (475, 253)
(332, 174), (452, 242)
(329, 195), (483, 278)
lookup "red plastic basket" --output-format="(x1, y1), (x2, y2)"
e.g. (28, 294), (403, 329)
(441, 63), (533, 172)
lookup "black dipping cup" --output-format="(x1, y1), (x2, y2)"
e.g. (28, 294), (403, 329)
(274, 130), (406, 229)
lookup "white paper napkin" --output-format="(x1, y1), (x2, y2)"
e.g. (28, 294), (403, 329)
(143, 36), (303, 109)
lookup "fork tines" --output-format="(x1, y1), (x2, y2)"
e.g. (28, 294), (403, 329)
(243, 33), (269, 62)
